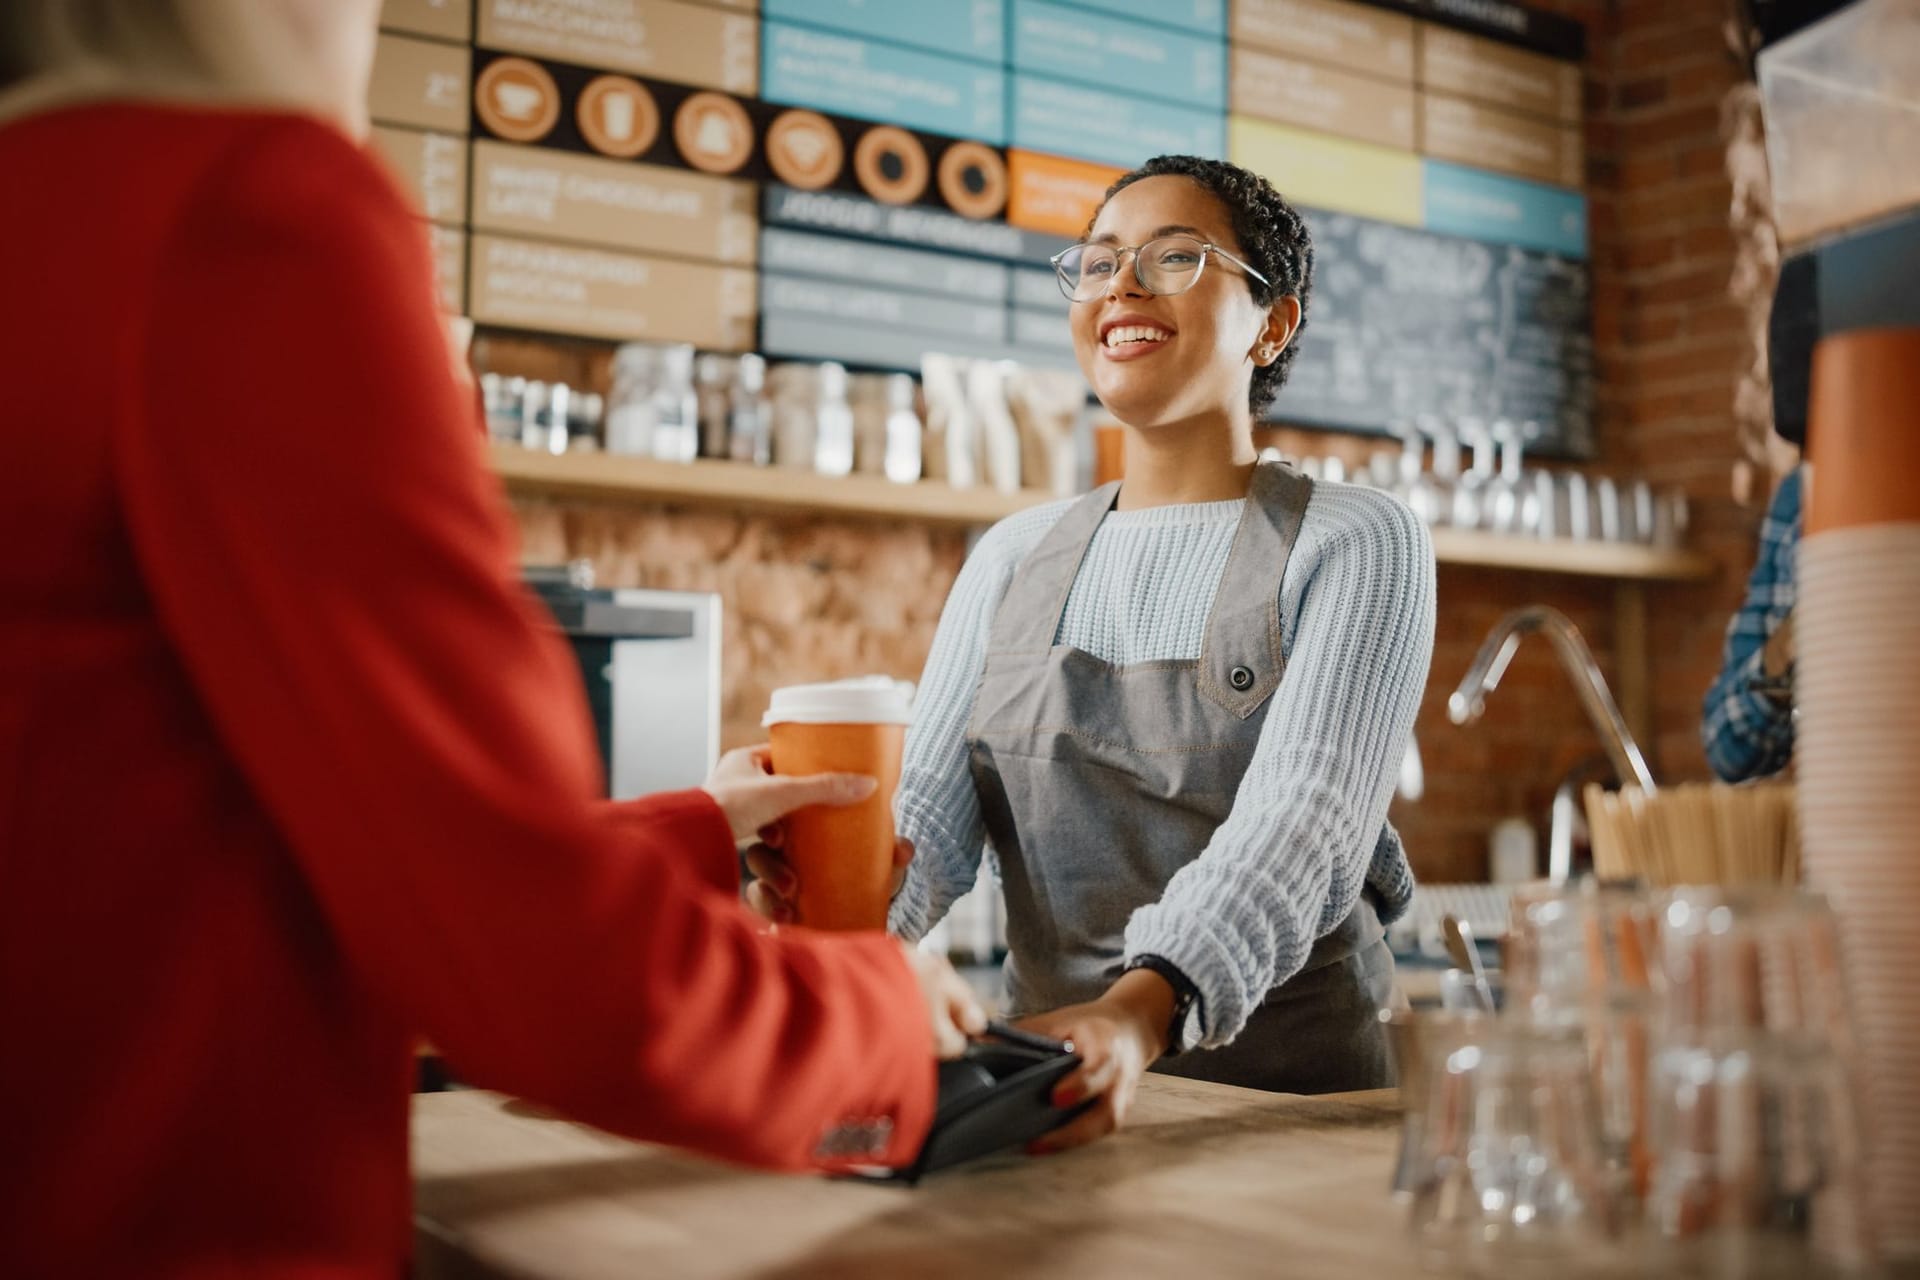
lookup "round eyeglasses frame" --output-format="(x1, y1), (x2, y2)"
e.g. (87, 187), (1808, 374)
(1049, 235), (1273, 303)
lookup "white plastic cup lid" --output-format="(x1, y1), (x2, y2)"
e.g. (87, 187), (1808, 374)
(763, 676), (915, 727)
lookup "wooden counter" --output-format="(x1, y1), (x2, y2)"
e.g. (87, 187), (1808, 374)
(412, 1079), (1420, 1279)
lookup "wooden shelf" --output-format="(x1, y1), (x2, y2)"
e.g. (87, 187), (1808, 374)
(491, 445), (1720, 582)
(491, 444), (1050, 527)
(1430, 527), (1718, 582)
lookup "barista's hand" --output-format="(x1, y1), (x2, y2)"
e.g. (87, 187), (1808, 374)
(1016, 971), (1173, 1154)
(903, 941), (989, 1059)
(744, 832), (914, 925)
(701, 745), (876, 844)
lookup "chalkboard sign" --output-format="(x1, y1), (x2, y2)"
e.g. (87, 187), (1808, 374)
(1273, 208), (1595, 457)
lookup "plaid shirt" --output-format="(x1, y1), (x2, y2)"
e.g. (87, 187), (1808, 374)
(1702, 467), (1801, 781)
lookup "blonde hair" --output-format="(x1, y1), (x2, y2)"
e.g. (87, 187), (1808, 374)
(0, 0), (376, 133)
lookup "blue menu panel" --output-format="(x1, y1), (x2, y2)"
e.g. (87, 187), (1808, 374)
(1044, 0), (1226, 37)
(1011, 0), (1225, 110)
(1010, 75), (1224, 170)
(762, 0), (1005, 65)
(762, 21), (1006, 142)
(1422, 160), (1589, 261)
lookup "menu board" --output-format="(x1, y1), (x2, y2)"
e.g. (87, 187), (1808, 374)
(1420, 92), (1582, 188)
(1418, 24), (1582, 120)
(1423, 160), (1587, 258)
(367, 32), (470, 133)
(476, 0), (758, 95)
(1010, 0), (1225, 111)
(1230, 116), (1423, 228)
(371, 125), (470, 225)
(468, 233), (757, 348)
(1006, 149), (1123, 238)
(1233, 0), (1416, 80)
(1011, 76), (1223, 170)
(380, 0), (473, 43)
(1275, 208), (1594, 456)
(760, 0), (1003, 63)
(430, 226), (468, 312)
(1232, 47), (1416, 151)
(761, 23), (1006, 141)
(469, 140), (758, 263)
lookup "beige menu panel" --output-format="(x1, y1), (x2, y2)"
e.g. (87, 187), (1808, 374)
(1232, 47), (1415, 152)
(476, 0), (758, 96)
(1232, 0), (1414, 82)
(369, 32), (471, 133)
(1420, 92), (1584, 189)
(469, 140), (757, 265)
(371, 125), (470, 225)
(380, 0), (473, 43)
(468, 233), (757, 349)
(430, 225), (467, 313)
(1419, 25), (1581, 123)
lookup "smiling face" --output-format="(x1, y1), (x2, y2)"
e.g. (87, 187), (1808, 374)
(1069, 175), (1285, 432)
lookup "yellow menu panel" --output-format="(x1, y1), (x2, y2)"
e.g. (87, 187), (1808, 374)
(1228, 115), (1422, 226)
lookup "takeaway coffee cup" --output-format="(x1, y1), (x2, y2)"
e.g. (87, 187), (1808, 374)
(763, 677), (913, 931)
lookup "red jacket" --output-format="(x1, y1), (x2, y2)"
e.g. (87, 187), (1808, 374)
(0, 102), (933, 1278)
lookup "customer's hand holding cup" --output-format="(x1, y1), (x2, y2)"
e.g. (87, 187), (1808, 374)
(747, 678), (914, 932)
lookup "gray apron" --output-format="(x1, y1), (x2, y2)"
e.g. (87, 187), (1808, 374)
(966, 462), (1396, 1093)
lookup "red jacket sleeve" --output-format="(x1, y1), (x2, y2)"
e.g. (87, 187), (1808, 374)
(113, 117), (932, 1171)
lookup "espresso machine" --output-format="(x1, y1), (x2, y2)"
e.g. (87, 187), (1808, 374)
(523, 564), (721, 798)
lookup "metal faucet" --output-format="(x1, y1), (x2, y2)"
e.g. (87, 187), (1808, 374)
(1448, 606), (1658, 794)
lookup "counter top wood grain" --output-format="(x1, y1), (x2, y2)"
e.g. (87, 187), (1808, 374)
(411, 1078), (1424, 1280)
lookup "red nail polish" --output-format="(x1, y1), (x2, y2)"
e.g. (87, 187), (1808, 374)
(1054, 1085), (1082, 1108)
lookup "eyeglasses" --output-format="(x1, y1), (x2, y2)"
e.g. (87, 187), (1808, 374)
(1049, 234), (1271, 303)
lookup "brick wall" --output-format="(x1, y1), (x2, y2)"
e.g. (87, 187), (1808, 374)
(505, 0), (1773, 885)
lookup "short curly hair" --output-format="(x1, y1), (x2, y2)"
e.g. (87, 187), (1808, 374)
(1095, 156), (1314, 416)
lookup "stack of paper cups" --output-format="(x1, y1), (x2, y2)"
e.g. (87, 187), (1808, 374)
(1797, 327), (1920, 1262)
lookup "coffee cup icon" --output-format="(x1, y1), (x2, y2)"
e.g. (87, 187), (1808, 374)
(475, 57), (560, 143)
(494, 82), (541, 119)
(577, 76), (657, 158)
(602, 95), (634, 141)
(673, 92), (753, 174)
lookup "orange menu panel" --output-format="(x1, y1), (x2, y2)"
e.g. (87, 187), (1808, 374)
(1007, 150), (1124, 240)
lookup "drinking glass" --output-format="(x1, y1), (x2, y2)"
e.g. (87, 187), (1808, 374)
(1644, 888), (1877, 1277)
(1407, 1023), (1634, 1277)
(1507, 883), (1662, 1206)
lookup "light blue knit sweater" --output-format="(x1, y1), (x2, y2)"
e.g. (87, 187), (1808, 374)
(888, 480), (1436, 1049)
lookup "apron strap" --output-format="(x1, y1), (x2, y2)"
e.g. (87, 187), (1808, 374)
(986, 480), (1123, 653)
(1196, 462), (1314, 718)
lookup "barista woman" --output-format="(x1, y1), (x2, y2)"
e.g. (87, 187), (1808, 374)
(751, 156), (1436, 1152)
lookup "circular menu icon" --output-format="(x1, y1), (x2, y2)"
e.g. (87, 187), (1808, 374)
(853, 126), (928, 207)
(673, 91), (755, 175)
(938, 141), (1008, 220)
(577, 75), (659, 159)
(765, 109), (844, 191)
(474, 57), (560, 144)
